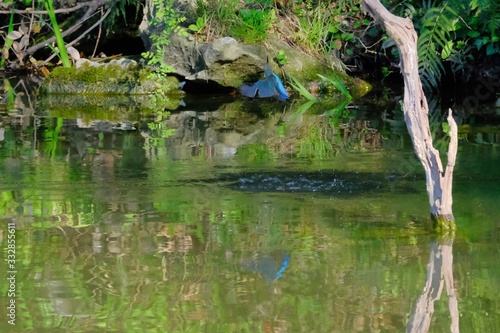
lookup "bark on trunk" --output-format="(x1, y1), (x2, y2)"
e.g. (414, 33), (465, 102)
(362, 0), (458, 229)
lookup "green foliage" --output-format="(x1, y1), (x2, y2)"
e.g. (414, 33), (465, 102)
(236, 144), (275, 162)
(189, 16), (206, 33)
(2, 79), (16, 111)
(193, 0), (234, 38)
(141, 0), (188, 76)
(442, 121), (451, 135)
(318, 73), (352, 116)
(190, 0), (370, 55)
(288, 72), (353, 118)
(291, 0), (369, 56)
(417, 2), (457, 90)
(289, 74), (317, 101)
(0, 8), (16, 68)
(239, 0), (277, 39)
(193, 0), (276, 43)
(275, 49), (288, 66)
(44, 0), (70, 67)
(288, 73), (351, 114)
(234, 8), (276, 42)
(188, 15), (208, 42)
(318, 73), (351, 100)
(104, 0), (142, 31)
(294, 3), (335, 53)
(384, 0), (500, 91)
(467, 0), (500, 55)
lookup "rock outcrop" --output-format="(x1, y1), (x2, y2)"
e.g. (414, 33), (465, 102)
(138, 0), (370, 96)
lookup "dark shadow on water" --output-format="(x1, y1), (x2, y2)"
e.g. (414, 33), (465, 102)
(219, 170), (420, 196)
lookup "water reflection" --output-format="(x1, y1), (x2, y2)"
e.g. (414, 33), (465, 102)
(1, 81), (500, 331)
(407, 236), (459, 333)
(240, 250), (290, 284)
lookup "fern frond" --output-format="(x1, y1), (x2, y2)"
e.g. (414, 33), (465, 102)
(484, 3), (500, 33)
(417, 1), (458, 91)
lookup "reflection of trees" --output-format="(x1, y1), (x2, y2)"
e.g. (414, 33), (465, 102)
(406, 236), (459, 333)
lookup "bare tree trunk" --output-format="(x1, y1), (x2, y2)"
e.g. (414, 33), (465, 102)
(362, 0), (458, 229)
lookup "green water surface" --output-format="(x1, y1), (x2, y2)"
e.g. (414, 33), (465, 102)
(0, 95), (499, 332)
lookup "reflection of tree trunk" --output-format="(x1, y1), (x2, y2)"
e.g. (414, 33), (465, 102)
(362, 0), (458, 229)
(406, 239), (459, 333)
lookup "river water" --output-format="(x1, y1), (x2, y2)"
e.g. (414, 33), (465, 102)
(0, 89), (499, 332)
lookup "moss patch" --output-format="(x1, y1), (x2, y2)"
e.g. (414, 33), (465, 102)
(39, 59), (184, 97)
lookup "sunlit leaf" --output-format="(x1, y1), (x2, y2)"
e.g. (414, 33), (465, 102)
(288, 74), (316, 101)
(441, 40), (453, 59)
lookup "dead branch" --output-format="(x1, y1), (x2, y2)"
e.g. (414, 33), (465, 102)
(362, 0), (458, 227)
(0, 0), (111, 15)
(9, 0), (111, 59)
(38, 1), (117, 67)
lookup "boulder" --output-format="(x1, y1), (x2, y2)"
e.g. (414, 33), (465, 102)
(159, 33), (371, 97)
(162, 34), (265, 87)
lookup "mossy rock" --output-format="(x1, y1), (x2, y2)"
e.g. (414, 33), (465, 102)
(37, 94), (184, 121)
(39, 59), (185, 97)
(161, 34), (371, 98)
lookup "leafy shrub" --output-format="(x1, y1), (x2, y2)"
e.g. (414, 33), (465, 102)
(385, 0), (500, 91)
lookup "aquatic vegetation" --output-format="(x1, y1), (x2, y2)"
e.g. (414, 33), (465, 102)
(318, 73), (353, 117)
(288, 75), (317, 102)
(289, 72), (353, 115)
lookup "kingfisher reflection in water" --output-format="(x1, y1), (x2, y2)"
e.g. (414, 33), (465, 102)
(240, 250), (290, 284)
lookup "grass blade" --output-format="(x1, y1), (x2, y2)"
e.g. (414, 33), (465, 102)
(288, 74), (317, 101)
